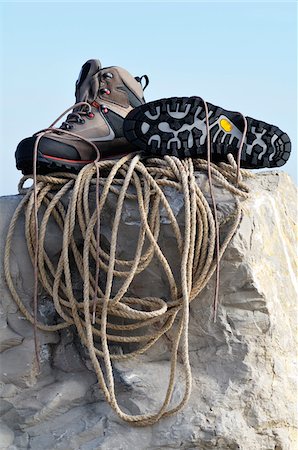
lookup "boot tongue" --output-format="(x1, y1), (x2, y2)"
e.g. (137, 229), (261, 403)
(75, 59), (102, 103)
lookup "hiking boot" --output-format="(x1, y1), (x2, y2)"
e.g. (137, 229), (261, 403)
(15, 59), (149, 174)
(123, 96), (291, 169)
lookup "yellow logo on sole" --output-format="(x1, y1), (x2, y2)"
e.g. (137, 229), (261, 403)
(220, 118), (233, 132)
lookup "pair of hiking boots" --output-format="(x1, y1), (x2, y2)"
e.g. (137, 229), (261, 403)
(15, 59), (291, 174)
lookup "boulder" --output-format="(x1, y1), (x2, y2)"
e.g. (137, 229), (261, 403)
(0, 171), (296, 450)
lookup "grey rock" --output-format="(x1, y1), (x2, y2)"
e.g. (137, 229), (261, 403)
(0, 422), (14, 449)
(0, 327), (23, 353)
(0, 171), (297, 450)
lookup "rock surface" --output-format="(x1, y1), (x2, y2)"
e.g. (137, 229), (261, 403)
(0, 171), (297, 450)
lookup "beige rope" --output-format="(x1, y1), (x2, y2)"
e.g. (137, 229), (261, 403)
(4, 152), (250, 426)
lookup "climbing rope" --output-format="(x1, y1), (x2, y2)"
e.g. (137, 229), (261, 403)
(4, 151), (252, 426)
(4, 96), (255, 425)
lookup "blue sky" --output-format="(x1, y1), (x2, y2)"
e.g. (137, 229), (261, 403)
(0, 1), (297, 195)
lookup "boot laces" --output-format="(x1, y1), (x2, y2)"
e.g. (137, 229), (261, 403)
(61, 107), (92, 130)
(61, 70), (149, 130)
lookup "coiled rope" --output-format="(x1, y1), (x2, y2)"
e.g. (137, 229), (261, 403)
(4, 151), (252, 426)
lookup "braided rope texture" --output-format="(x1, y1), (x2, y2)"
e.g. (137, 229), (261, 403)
(4, 153), (252, 426)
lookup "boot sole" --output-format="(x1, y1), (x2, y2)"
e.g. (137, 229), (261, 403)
(15, 136), (132, 175)
(123, 96), (291, 169)
(16, 152), (94, 175)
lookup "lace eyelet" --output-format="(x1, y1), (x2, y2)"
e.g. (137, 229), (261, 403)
(101, 105), (109, 114)
(78, 118), (85, 124)
(101, 88), (111, 95)
(62, 122), (73, 130)
(103, 72), (113, 79)
(87, 112), (95, 119)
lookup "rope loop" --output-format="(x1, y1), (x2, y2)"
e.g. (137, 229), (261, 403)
(4, 154), (250, 425)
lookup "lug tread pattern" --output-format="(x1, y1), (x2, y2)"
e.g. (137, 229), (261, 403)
(123, 97), (291, 169)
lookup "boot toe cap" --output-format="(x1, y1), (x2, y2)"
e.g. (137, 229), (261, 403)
(15, 136), (81, 161)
